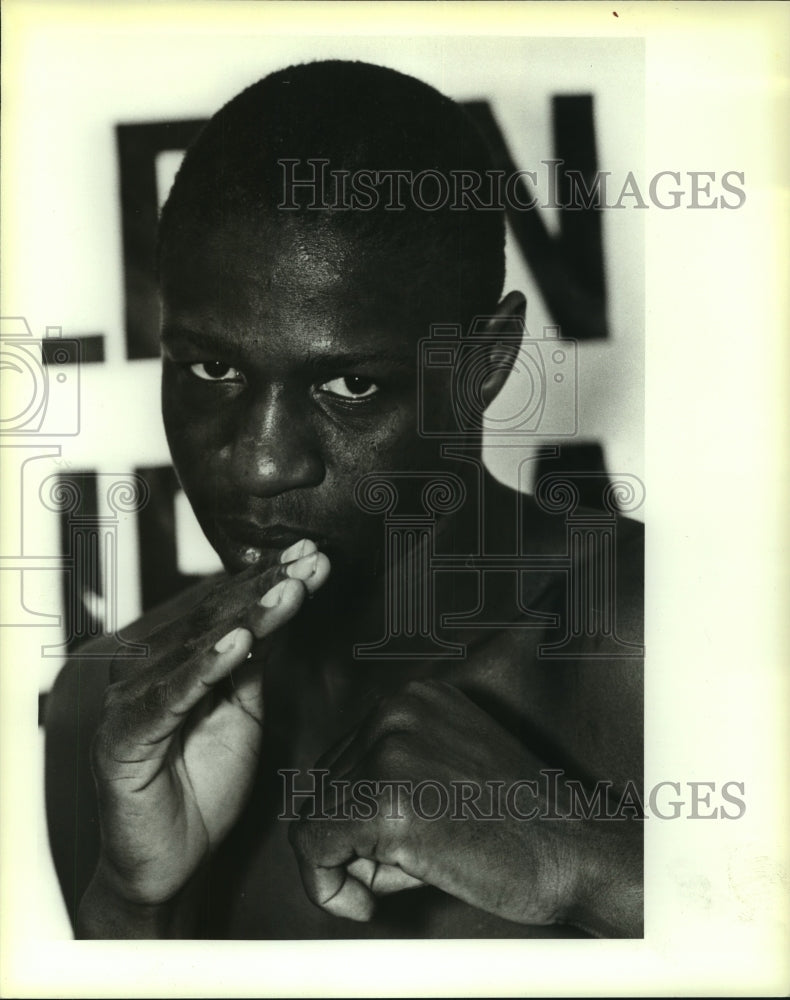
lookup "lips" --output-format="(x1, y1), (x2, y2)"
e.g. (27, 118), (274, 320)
(212, 517), (329, 567)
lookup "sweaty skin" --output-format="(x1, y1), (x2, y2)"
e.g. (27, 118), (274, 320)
(45, 214), (644, 939)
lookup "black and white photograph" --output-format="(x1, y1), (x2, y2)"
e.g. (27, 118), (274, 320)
(1, 1), (787, 995)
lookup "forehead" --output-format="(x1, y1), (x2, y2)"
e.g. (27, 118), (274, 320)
(159, 213), (427, 353)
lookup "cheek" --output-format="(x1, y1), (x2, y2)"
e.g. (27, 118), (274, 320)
(321, 410), (439, 480)
(161, 368), (228, 483)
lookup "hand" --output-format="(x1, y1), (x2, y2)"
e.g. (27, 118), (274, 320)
(289, 679), (569, 925)
(82, 539), (329, 933)
(289, 679), (643, 936)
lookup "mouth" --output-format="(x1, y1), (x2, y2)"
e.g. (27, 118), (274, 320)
(213, 518), (329, 569)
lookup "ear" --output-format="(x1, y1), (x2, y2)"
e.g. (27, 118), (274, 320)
(479, 290), (526, 409)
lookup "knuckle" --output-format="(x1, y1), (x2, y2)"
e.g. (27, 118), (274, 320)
(190, 600), (219, 635)
(287, 815), (315, 858)
(254, 564), (283, 595)
(99, 678), (132, 718)
(371, 731), (413, 776)
(401, 679), (430, 698)
(371, 686), (426, 734)
(90, 720), (121, 774)
(99, 683), (119, 715)
(192, 577), (237, 626)
(402, 678), (446, 701)
(181, 634), (203, 657)
(142, 679), (172, 713)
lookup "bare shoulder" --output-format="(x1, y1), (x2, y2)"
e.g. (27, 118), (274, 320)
(451, 497), (644, 791)
(43, 572), (223, 928)
(525, 506), (644, 789)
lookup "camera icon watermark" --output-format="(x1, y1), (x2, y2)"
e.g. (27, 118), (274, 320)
(1, 316), (149, 656)
(0, 317), (80, 436)
(418, 316), (577, 438)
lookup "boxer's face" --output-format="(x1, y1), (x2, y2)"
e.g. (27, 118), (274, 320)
(159, 213), (456, 580)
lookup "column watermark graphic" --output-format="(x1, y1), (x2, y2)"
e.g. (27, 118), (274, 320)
(0, 317), (149, 656)
(353, 472), (467, 660)
(353, 312), (645, 661)
(38, 474), (150, 657)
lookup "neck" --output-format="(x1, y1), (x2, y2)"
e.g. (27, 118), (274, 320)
(294, 461), (522, 658)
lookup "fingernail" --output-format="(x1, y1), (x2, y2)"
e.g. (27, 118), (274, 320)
(280, 538), (316, 564)
(259, 578), (289, 608)
(214, 627), (243, 654)
(286, 552), (318, 581)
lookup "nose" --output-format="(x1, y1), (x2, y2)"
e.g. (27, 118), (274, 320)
(229, 386), (324, 497)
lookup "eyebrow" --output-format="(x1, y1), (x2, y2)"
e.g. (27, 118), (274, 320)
(160, 324), (416, 370)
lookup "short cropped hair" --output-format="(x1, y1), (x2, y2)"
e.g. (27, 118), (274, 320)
(158, 60), (506, 326)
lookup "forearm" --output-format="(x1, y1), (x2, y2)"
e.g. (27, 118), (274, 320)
(76, 862), (203, 939)
(562, 815), (644, 938)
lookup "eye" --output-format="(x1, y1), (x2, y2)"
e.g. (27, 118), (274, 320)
(318, 376), (379, 400)
(188, 361), (244, 383)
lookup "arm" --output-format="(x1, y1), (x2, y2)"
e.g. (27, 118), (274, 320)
(46, 541), (329, 939)
(45, 652), (109, 930)
(46, 652), (213, 938)
(287, 517), (644, 935)
(565, 809), (644, 938)
(288, 677), (643, 937)
(76, 863), (207, 939)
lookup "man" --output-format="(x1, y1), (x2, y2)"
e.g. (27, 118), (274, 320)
(45, 60), (644, 939)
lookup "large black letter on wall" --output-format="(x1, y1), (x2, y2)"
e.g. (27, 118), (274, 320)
(462, 96), (609, 341)
(117, 120), (207, 360)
